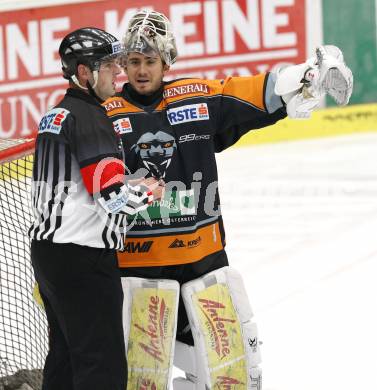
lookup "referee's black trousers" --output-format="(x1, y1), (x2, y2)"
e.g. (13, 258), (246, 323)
(31, 240), (127, 390)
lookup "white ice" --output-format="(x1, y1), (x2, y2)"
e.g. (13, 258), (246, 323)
(212, 132), (377, 390)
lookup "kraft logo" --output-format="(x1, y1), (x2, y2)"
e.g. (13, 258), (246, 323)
(169, 239), (186, 248)
(113, 117), (133, 134)
(167, 103), (209, 125)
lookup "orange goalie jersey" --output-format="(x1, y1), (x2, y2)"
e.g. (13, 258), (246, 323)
(104, 74), (286, 267)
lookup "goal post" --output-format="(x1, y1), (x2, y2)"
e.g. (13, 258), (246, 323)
(0, 138), (47, 390)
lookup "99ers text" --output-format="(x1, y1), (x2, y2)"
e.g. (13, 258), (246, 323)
(179, 134), (211, 143)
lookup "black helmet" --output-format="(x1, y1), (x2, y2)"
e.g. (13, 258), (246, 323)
(59, 27), (122, 80)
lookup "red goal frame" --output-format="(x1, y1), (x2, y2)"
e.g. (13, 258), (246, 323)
(0, 138), (36, 164)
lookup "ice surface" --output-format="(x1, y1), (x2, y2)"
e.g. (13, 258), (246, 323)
(214, 133), (377, 390)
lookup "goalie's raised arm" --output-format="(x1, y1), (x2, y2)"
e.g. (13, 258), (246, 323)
(274, 45), (353, 119)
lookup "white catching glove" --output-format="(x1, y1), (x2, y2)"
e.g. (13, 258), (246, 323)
(275, 45), (353, 119)
(315, 45), (353, 106)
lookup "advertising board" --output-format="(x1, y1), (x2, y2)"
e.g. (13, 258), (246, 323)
(0, 0), (312, 138)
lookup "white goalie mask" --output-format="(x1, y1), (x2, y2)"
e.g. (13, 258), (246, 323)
(123, 10), (178, 66)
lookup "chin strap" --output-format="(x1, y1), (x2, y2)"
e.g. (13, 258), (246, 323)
(71, 74), (88, 90)
(71, 69), (99, 91)
(91, 70), (99, 89)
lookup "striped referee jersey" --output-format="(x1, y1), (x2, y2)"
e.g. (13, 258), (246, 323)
(28, 88), (127, 250)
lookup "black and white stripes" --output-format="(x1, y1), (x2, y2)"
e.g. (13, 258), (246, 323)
(29, 137), (126, 250)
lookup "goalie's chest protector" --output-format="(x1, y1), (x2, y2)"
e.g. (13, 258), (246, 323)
(106, 81), (220, 192)
(104, 76), (275, 267)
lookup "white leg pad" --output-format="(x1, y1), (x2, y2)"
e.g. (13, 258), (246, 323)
(180, 266), (262, 389)
(121, 277), (180, 389)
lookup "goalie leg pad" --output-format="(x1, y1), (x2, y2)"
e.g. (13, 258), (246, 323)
(173, 341), (206, 390)
(121, 277), (180, 389)
(179, 266), (262, 389)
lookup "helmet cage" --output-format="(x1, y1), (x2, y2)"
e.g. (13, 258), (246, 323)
(123, 10), (178, 66)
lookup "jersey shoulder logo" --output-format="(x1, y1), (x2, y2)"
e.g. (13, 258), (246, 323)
(113, 117), (133, 134)
(163, 83), (210, 99)
(104, 98), (125, 112)
(38, 108), (70, 134)
(167, 103), (209, 125)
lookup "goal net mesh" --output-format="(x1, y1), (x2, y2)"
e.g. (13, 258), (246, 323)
(0, 139), (46, 390)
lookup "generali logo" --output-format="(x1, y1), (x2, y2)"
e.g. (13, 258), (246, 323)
(163, 83), (210, 98)
(198, 298), (236, 359)
(104, 99), (124, 112)
(133, 295), (168, 363)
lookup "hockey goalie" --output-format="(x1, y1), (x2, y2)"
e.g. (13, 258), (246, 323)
(114, 10), (353, 390)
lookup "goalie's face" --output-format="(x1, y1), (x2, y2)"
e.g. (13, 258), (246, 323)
(124, 52), (169, 95)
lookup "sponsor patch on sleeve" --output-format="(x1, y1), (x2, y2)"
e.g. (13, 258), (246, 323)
(167, 103), (209, 125)
(113, 117), (133, 134)
(38, 108), (69, 134)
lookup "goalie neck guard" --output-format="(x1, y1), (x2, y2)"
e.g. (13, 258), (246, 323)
(123, 10), (178, 66)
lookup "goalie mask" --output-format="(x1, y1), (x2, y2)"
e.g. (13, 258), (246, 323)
(123, 10), (178, 66)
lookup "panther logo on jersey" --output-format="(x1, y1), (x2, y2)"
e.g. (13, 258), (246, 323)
(131, 131), (177, 179)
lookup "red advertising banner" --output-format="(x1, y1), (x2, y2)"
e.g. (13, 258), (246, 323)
(0, 0), (306, 138)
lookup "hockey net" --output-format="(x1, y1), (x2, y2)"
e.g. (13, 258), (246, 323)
(0, 138), (47, 390)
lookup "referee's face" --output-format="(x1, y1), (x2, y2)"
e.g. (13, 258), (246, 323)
(94, 60), (122, 100)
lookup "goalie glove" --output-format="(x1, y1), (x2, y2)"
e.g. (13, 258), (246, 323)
(275, 45), (353, 119)
(315, 45), (353, 106)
